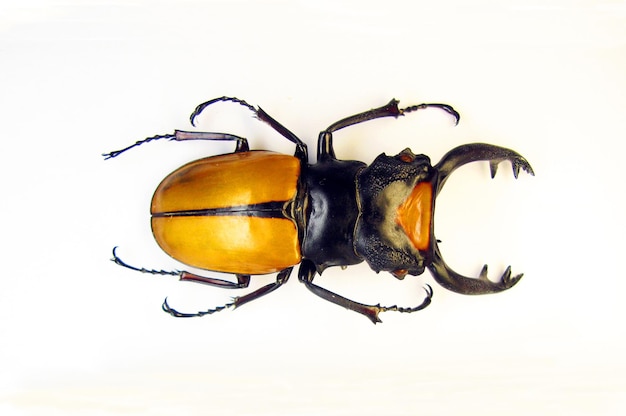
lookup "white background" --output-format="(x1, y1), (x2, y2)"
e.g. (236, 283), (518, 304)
(1, 0), (625, 414)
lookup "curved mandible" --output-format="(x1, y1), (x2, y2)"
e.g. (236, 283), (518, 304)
(427, 242), (523, 295)
(433, 143), (535, 194)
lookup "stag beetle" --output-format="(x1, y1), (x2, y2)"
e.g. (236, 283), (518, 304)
(104, 97), (534, 323)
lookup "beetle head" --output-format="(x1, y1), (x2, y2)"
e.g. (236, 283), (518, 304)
(355, 149), (436, 277)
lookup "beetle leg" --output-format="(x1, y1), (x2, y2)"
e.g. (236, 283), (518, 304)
(230, 267), (292, 309)
(102, 133), (176, 159)
(162, 267), (293, 318)
(190, 96), (257, 126)
(434, 143), (535, 192)
(298, 260), (432, 324)
(180, 273), (251, 288)
(103, 131), (250, 159)
(427, 242), (523, 294)
(110, 246), (180, 276)
(110, 247), (252, 288)
(172, 130), (250, 152)
(112, 248), (293, 317)
(318, 99), (459, 161)
(324, 99), (459, 134)
(189, 96), (308, 162)
(162, 297), (234, 317)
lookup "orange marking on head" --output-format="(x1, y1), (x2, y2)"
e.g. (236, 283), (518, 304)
(395, 182), (433, 251)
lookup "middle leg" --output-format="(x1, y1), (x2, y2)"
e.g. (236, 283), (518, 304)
(189, 96), (308, 161)
(163, 267), (293, 317)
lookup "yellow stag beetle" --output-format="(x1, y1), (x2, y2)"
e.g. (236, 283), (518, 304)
(104, 97), (534, 323)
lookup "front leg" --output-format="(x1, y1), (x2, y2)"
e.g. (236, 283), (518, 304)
(434, 143), (534, 192)
(317, 99), (460, 162)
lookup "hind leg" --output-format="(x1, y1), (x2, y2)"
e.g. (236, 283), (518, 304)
(110, 247), (292, 318)
(103, 130), (249, 159)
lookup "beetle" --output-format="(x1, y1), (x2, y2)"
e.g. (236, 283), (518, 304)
(104, 96), (534, 323)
